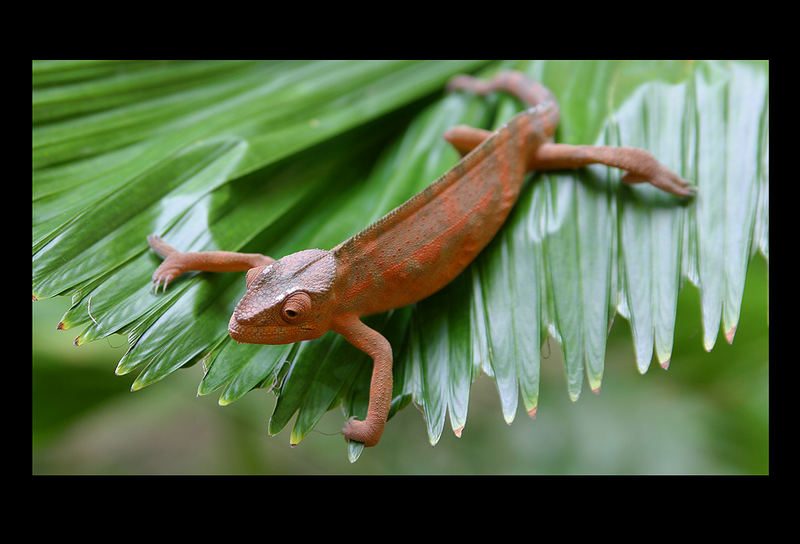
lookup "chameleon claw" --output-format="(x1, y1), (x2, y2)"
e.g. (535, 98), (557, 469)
(670, 178), (696, 198)
(670, 173), (697, 198)
(150, 272), (174, 293)
(150, 270), (175, 293)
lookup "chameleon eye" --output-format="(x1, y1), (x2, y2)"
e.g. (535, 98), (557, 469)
(281, 292), (311, 323)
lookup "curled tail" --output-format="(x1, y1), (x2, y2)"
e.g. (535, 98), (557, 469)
(447, 70), (559, 140)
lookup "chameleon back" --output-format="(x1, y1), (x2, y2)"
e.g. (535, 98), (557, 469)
(332, 108), (551, 317)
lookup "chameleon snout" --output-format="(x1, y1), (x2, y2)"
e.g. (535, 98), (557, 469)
(228, 310), (325, 345)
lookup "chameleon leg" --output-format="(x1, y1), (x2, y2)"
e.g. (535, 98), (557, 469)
(443, 130), (694, 198)
(443, 125), (493, 157)
(528, 143), (695, 197)
(333, 315), (393, 447)
(147, 235), (275, 291)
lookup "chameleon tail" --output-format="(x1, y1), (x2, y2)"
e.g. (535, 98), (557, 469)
(447, 70), (559, 139)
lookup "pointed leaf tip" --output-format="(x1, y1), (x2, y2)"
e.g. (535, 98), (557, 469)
(592, 387), (601, 395)
(290, 429), (305, 447)
(725, 326), (737, 344)
(527, 406), (537, 419)
(114, 362), (131, 376)
(660, 358), (670, 370)
(56, 321), (64, 330)
(703, 335), (716, 352)
(130, 380), (145, 392)
(453, 425), (464, 438)
(347, 443), (364, 463)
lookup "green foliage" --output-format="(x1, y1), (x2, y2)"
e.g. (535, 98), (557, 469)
(33, 60), (768, 464)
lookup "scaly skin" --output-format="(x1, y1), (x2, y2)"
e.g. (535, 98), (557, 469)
(147, 71), (695, 448)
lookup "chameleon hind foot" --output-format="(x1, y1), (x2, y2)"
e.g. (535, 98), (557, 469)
(617, 149), (696, 197)
(533, 144), (696, 198)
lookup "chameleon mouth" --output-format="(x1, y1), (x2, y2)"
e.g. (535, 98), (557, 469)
(228, 314), (324, 345)
(228, 322), (278, 344)
(228, 316), (266, 344)
(227, 320), (249, 343)
(227, 316), (304, 345)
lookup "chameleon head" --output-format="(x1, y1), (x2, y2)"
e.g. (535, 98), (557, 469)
(228, 249), (337, 345)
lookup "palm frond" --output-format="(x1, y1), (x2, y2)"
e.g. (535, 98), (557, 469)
(32, 60), (768, 463)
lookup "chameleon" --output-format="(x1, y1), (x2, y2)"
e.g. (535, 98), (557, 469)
(147, 71), (694, 448)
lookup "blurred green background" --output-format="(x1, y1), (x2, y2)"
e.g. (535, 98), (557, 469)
(32, 255), (768, 475)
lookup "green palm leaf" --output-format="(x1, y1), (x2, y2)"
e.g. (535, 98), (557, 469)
(32, 60), (768, 463)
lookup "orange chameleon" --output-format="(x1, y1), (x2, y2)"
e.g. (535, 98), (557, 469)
(147, 71), (694, 447)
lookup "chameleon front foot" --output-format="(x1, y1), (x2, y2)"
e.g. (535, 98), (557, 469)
(148, 235), (185, 293)
(151, 261), (184, 292)
(342, 416), (384, 447)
